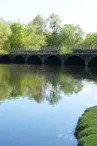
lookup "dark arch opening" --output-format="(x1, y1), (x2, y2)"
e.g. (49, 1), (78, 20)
(12, 55), (25, 64)
(44, 56), (62, 65)
(0, 56), (11, 64)
(27, 55), (42, 64)
(64, 56), (85, 66)
(88, 57), (97, 67)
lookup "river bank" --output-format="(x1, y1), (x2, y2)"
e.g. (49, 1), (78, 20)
(75, 106), (97, 146)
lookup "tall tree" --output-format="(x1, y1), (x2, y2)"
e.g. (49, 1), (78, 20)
(60, 24), (84, 48)
(83, 33), (97, 47)
(48, 13), (61, 35)
(25, 22), (46, 49)
(45, 13), (61, 46)
(0, 19), (12, 52)
(33, 14), (47, 33)
(5, 22), (26, 50)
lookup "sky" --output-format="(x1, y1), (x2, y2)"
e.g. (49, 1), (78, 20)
(0, 0), (97, 33)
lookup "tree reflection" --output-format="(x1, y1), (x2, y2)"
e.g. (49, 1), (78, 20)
(0, 65), (11, 100)
(0, 65), (91, 104)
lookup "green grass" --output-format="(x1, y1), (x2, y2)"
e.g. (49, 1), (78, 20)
(75, 106), (97, 146)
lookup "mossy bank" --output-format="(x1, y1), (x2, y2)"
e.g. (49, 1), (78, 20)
(75, 106), (97, 146)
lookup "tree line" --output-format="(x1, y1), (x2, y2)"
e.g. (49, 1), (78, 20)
(0, 13), (96, 54)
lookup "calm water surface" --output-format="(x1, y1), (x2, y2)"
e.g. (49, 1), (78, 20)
(0, 64), (97, 146)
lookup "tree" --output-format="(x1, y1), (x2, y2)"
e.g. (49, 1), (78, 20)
(0, 19), (12, 52)
(48, 13), (61, 35)
(45, 31), (61, 46)
(74, 25), (85, 45)
(25, 21), (46, 49)
(59, 24), (84, 49)
(45, 13), (62, 46)
(5, 22), (26, 50)
(83, 33), (97, 47)
(33, 14), (47, 33)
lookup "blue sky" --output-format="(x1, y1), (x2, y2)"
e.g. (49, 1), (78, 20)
(0, 0), (97, 32)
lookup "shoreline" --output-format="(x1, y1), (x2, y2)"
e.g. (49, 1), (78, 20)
(75, 106), (97, 146)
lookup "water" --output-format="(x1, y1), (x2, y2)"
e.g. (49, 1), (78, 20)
(0, 64), (97, 146)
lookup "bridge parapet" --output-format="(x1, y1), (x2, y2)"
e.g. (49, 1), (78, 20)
(72, 46), (97, 54)
(6, 46), (59, 55)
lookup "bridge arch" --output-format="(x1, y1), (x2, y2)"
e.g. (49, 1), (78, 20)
(12, 55), (25, 64)
(0, 56), (11, 64)
(64, 55), (86, 66)
(88, 56), (97, 66)
(44, 55), (62, 65)
(27, 55), (42, 64)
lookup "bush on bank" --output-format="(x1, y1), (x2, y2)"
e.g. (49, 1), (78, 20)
(59, 45), (72, 54)
(75, 106), (97, 146)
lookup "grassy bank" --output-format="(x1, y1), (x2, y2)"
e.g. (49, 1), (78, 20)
(75, 106), (97, 146)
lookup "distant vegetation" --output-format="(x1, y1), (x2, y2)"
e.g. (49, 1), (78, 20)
(0, 14), (97, 54)
(75, 106), (97, 146)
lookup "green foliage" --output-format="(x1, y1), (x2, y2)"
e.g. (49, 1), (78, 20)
(45, 14), (62, 46)
(59, 45), (72, 54)
(48, 13), (61, 35)
(46, 32), (60, 46)
(4, 22), (26, 51)
(1, 13), (96, 54)
(60, 24), (84, 48)
(0, 19), (12, 52)
(83, 33), (97, 47)
(33, 14), (46, 33)
(75, 106), (97, 146)
(25, 21), (47, 49)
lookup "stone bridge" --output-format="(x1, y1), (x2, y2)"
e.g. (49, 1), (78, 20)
(0, 53), (97, 66)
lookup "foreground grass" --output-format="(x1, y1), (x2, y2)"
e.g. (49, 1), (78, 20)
(75, 106), (97, 146)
